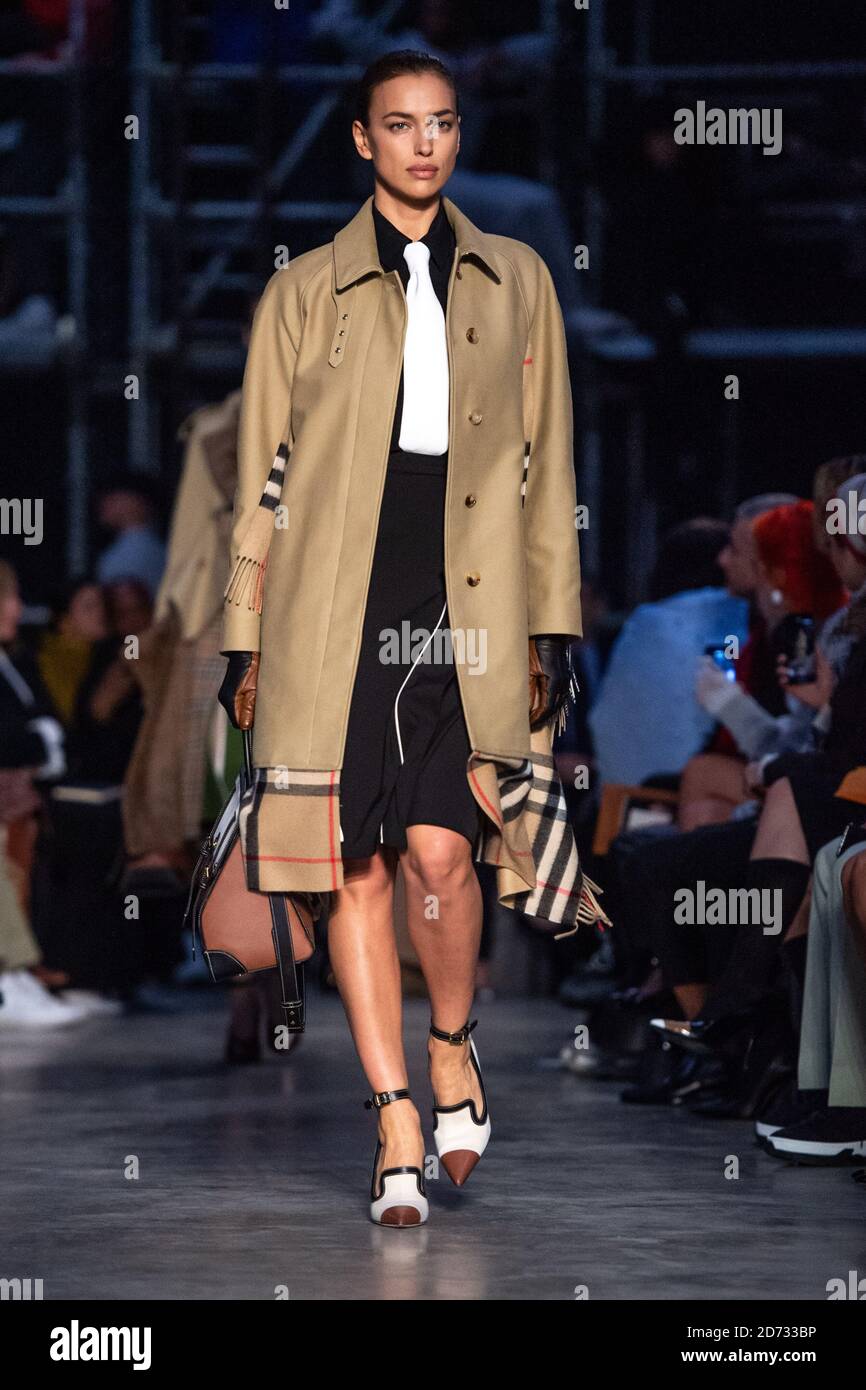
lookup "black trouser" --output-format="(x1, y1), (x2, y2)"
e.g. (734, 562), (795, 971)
(611, 818), (758, 991)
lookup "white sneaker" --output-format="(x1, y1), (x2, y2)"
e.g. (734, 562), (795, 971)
(59, 989), (124, 1018)
(0, 971), (92, 1027)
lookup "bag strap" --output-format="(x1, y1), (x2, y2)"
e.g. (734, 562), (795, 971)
(269, 894), (305, 1033)
(242, 727), (254, 786)
(241, 728), (305, 1033)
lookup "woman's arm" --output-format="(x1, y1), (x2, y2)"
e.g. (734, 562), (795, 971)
(521, 254), (583, 642)
(222, 268), (303, 654)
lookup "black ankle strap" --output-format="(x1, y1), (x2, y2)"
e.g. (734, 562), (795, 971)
(364, 1087), (411, 1111)
(429, 1019), (477, 1046)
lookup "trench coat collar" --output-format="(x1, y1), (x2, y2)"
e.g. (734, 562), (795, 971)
(333, 193), (503, 291)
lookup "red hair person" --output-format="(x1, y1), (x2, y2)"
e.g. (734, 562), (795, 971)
(683, 501), (847, 830)
(752, 499), (847, 625)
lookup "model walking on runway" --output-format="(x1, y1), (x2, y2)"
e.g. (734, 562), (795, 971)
(218, 50), (590, 1226)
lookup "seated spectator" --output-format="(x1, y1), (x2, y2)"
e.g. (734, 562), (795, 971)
(36, 576), (109, 725)
(762, 820), (866, 1163)
(588, 517), (749, 785)
(95, 475), (166, 601)
(0, 559), (92, 1028)
(681, 499), (846, 829)
(65, 579), (152, 785)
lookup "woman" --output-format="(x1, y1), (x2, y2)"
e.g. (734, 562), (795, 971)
(217, 51), (589, 1226)
(679, 499), (845, 829)
(37, 577), (109, 726)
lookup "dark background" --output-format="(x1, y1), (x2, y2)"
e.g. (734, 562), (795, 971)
(1, 0), (864, 610)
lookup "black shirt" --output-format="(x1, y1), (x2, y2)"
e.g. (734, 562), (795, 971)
(372, 199), (456, 455)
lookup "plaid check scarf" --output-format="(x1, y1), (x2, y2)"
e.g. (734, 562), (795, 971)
(239, 721), (609, 936)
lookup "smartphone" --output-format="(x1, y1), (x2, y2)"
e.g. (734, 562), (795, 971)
(704, 644), (736, 681)
(781, 614), (816, 685)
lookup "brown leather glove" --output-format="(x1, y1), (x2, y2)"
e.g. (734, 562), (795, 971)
(528, 636), (572, 731)
(528, 638), (548, 729)
(218, 651), (259, 730)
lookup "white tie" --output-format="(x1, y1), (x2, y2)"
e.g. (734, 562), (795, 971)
(398, 240), (450, 455)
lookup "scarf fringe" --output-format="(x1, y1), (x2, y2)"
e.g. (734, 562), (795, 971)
(553, 872), (612, 941)
(224, 554), (267, 614)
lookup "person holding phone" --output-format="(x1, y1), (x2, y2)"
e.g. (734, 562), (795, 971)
(684, 500), (845, 829)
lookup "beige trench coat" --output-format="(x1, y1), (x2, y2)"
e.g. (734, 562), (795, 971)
(222, 194), (596, 926)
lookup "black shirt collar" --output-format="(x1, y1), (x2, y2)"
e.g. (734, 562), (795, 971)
(372, 199), (455, 276)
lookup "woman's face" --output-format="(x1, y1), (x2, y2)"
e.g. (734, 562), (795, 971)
(107, 581), (152, 637)
(62, 584), (109, 642)
(0, 583), (22, 643)
(830, 537), (866, 592)
(353, 72), (460, 203)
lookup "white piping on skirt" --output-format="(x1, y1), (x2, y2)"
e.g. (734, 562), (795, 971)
(393, 600), (448, 764)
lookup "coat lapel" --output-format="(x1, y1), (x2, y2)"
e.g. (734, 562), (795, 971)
(333, 193), (504, 291)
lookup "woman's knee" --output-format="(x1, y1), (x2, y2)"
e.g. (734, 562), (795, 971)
(402, 827), (472, 895)
(337, 850), (393, 905)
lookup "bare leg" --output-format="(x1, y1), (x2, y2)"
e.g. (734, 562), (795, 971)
(673, 982), (708, 1019)
(678, 753), (748, 832)
(750, 777), (809, 864)
(399, 824), (484, 1114)
(328, 848), (424, 1174)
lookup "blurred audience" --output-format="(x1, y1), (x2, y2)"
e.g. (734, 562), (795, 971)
(681, 499), (845, 829)
(588, 517), (748, 784)
(564, 463), (866, 1166)
(95, 476), (166, 601)
(36, 576), (109, 724)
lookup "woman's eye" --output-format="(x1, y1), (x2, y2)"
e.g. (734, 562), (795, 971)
(388, 122), (407, 131)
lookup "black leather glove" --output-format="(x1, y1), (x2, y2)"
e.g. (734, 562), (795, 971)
(218, 650), (259, 730)
(531, 635), (572, 729)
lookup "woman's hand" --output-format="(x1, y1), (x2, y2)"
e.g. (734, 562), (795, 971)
(695, 656), (738, 714)
(743, 760), (766, 795)
(529, 636), (571, 729)
(89, 659), (135, 723)
(777, 647), (834, 709)
(218, 651), (259, 730)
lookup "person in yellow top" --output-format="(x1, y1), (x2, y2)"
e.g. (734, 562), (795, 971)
(37, 578), (108, 725)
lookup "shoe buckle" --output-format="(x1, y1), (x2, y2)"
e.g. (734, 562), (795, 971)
(431, 1018), (477, 1046)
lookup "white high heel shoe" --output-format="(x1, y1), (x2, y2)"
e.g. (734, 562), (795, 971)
(364, 1087), (429, 1227)
(429, 1019), (491, 1186)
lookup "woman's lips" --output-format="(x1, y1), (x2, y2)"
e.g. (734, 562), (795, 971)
(408, 167), (438, 178)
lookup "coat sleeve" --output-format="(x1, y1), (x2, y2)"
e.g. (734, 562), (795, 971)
(522, 254), (583, 640)
(221, 269), (302, 652)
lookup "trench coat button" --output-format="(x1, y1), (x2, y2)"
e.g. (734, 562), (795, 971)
(466, 572), (481, 586)
(465, 494), (477, 507)
(335, 346), (342, 353)
(466, 327), (478, 343)
(469, 411), (483, 425)
(341, 313), (348, 320)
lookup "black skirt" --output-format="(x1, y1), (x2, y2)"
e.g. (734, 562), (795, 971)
(339, 448), (480, 860)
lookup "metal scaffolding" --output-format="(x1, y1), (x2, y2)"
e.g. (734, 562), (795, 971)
(577, 0), (866, 605)
(0, 0), (89, 574)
